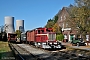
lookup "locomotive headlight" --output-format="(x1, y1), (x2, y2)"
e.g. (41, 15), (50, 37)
(54, 43), (57, 44)
(50, 43), (52, 44)
(42, 43), (46, 45)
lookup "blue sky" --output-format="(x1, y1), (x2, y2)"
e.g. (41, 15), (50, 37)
(0, 0), (74, 31)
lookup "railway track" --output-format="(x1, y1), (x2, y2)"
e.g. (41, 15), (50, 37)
(9, 43), (90, 60)
(17, 44), (52, 59)
(9, 43), (41, 60)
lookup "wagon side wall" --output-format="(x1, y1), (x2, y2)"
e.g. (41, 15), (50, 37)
(26, 30), (35, 42)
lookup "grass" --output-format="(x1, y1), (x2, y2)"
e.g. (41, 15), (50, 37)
(0, 41), (10, 52)
(0, 41), (15, 60)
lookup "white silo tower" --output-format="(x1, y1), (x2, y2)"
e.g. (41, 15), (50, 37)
(4, 16), (15, 33)
(16, 20), (24, 32)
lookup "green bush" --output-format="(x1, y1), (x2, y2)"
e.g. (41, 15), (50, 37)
(56, 34), (64, 41)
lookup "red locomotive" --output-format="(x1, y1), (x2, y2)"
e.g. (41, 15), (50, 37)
(8, 33), (17, 42)
(25, 27), (62, 49)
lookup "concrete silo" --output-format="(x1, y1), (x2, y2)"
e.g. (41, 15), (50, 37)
(16, 20), (24, 32)
(4, 16), (15, 33)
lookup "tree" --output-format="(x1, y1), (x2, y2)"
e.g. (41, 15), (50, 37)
(15, 30), (21, 38)
(75, 0), (90, 8)
(0, 25), (7, 41)
(54, 15), (58, 23)
(52, 23), (62, 34)
(45, 19), (54, 28)
(70, 0), (90, 39)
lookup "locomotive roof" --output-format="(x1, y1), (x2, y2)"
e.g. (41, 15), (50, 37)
(26, 27), (53, 32)
(45, 32), (56, 34)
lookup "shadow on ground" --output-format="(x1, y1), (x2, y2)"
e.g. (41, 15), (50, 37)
(0, 51), (15, 60)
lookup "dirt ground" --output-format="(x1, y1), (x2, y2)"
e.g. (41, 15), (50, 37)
(61, 42), (90, 50)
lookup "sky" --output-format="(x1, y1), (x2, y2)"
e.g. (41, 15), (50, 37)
(0, 0), (74, 31)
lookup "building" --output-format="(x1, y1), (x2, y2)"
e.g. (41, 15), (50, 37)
(57, 7), (77, 42)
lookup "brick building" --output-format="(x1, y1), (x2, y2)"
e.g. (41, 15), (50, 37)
(57, 7), (77, 42)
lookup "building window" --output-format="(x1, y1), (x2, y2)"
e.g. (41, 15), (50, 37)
(63, 23), (64, 28)
(66, 23), (68, 27)
(61, 16), (62, 21)
(64, 34), (67, 39)
(64, 15), (66, 20)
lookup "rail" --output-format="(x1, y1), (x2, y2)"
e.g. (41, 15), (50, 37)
(16, 44), (41, 60)
(9, 43), (25, 60)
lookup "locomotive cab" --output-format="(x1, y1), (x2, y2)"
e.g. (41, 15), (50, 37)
(35, 32), (62, 49)
(46, 32), (62, 49)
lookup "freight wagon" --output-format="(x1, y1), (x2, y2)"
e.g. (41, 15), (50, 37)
(21, 27), (62, 49)
(8, 33), (17, 42)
